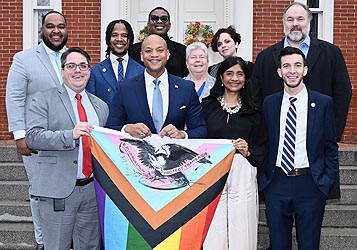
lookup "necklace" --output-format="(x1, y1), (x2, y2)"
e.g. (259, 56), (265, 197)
(218, 96), (242, 114)
(218, 96), (242, 123)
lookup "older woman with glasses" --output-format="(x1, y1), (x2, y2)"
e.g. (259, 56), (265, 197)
(184, 42), (215, 102)
(202, 56), (267, 250)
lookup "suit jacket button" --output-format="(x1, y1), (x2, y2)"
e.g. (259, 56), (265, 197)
(107, 88), (111, 92)
(73, 160), (77, 164)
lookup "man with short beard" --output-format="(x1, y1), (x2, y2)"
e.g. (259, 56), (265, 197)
(6, 10), (68, 250)
(86, 19), (144, 107)
(250, 1), (351, 199)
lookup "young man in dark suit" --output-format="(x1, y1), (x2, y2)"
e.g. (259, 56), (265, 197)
(259, 46), (338, 250)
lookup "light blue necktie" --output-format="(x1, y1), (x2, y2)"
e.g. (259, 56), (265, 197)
(54, 51), (62, 73)
(117, 58), (124, 83)
(281, 97), (297, 174)
(152, 79), (163, 133)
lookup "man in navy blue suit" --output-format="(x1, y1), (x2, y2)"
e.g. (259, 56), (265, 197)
(106, 34), (206, 139)
(86, 19), (144, 106)
(259, 47), (338, 250)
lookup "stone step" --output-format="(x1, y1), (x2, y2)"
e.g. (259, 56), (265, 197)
(340, 165), (357, 185)
(0, 200), (31, 218)
(258, 225), (357, 250)
(0, 145), (21, 163)
(0, 222), (35, 249)
(0, 162), (27, 181)
(259, 204), (357, 228)
(339, 149), (357, 166)
(339, 185), (357, 205)
(0, 181), (29, 201)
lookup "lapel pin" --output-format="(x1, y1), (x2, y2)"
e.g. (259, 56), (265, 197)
(311, 102), (316, 108)
(175, 85), (178, 89)
(102, 68), (107, 72)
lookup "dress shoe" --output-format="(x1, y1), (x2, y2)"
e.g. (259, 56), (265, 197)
(36, 243), (44, 250)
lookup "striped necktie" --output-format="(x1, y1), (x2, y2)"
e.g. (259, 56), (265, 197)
(281, 97), (297, 174)
(117, 57), (124, 83)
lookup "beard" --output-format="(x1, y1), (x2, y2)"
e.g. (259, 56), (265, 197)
(285, 25), (310, 43)
(41, 34), (68, 51)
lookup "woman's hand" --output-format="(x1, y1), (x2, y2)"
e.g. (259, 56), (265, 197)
(232, 138), (250, 158)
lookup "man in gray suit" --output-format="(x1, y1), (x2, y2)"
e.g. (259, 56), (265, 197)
(6, 10), (68, 250)
(26, 47), (108, 250)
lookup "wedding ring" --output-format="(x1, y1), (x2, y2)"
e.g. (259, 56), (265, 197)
(139, 132), (145, 137)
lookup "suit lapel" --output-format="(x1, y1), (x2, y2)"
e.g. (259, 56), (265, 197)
(87, 91), (106, 126)
(306, 90), (317, 142)
(36, 43), (61, 86)
(57, 85), (77, 126)
(135, 75), (156, 130)
(305, 37), (321, 75)
(272, 40), (284, 70)
(99, 57), (117, 90)
(164, 74), (180, 126)
(273, 93), (283, 146)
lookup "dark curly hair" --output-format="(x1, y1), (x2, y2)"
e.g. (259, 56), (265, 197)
(208, 56), (258, 113)
(210, 25), (241, 52)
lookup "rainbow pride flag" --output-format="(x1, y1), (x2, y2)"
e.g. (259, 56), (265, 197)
(89, 127), (235, 250)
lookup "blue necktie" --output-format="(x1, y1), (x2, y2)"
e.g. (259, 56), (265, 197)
(152, 79), (163, 133)
(55, 51), (62, 73)
(117, 58), (124, 83)
(281, 97), (297, 174)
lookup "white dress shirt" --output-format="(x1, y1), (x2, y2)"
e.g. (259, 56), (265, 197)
(276, 86), (310, 169)
(65, 85), (99, 179)
(144, 69), (169, 122)
(110, 52), (129, 81)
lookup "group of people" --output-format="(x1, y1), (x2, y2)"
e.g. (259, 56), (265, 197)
(5, 2), (351, 250)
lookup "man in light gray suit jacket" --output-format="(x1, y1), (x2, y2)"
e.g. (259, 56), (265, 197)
(5, 11), (68, 250)
(26, 47), (108, 250)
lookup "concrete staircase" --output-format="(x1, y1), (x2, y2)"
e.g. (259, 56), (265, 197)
(0, 141), (356, 249)
(258, 145), (357, 250)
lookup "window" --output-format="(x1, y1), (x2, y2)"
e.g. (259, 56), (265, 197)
(296, 0), (334, 42)
(23, 0), (62, 49)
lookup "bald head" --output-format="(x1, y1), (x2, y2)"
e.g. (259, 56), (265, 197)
(140, 34), (170, 78)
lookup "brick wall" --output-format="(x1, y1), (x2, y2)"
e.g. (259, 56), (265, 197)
(253, 0), (357, 143)
(1, 0), (356, 143)
(0, 0), (102, 140)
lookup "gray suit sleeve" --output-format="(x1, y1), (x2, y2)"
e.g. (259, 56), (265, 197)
(26, 92), (75, 151)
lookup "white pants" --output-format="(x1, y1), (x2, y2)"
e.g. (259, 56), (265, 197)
(203, 154), (258, 250)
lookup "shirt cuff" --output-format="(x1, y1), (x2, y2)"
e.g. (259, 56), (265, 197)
(13, 130), (26, 140)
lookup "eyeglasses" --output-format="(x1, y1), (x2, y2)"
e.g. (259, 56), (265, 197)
(64, 63), (90, 71)
(150, 15), (169, 23)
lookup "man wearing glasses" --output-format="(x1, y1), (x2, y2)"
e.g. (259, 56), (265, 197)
(25, 47), (108, 250)
(130, 6), (189, 77)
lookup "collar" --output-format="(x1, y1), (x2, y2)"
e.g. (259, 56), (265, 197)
(284, 35), (311, 48)
(42, 42), (67, 56)
(144, 69), (168, 87)
(283, 84), (307, 101)
(110, 52), (129, 64)
(64, 84), (87, 101)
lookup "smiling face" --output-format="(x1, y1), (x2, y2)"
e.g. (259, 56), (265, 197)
(283, 4), (310, 45)
(41, 12), (68, 51)
(62, 52), (91, 93)
(141, 35), (170, 78)
(216, 32), (238, 59)
(147, 9), (171, 36)
(186, 48), (208, 76)
(109, 22), (130, 57)
(221, 64), (246, 94)
(278, 53), (308, 94)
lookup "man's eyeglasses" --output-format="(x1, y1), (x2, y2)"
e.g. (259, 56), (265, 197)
(150, 15), (169, 23)
(64, 63), (90, 71)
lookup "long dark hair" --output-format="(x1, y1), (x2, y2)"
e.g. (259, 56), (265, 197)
(105, 19), (134, 57)
(208, 56), (258, 113)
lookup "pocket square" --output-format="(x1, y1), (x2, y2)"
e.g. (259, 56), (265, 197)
(179, 105), (187, 110)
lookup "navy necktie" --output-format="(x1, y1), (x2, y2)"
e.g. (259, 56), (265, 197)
(281, 97), (297, 174)
(152, 79), (163, 133)
(117, 58), (124, 83)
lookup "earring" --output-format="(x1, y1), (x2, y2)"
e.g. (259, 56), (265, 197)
(221, 83), (223, 87)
